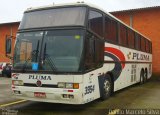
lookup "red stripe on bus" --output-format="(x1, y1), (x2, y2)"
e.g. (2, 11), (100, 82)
(104, 47), (126, 68)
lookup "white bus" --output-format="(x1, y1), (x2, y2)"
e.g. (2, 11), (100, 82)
(6, 2), (152, 104)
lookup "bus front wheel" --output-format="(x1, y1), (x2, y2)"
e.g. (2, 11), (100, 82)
(101, 75), (112, 100)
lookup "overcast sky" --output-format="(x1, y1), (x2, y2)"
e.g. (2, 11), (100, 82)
(0, 0), (160, 23)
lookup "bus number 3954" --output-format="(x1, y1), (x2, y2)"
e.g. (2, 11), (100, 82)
(84, 85), (95, 95)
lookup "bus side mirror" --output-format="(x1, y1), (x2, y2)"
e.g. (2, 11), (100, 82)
(5, 35), (15, 60)
(5, 36), (12, 54)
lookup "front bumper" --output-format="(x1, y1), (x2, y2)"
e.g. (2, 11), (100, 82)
(12, 86), (84, 105)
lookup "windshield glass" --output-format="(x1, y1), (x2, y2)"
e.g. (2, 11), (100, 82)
(19, 7), (86, 29)
(14, 31), (43, 69)
(13, 29), (84, 72)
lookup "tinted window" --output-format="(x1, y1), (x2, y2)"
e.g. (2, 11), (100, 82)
(88, 10), (103, 37)
(95, 39), (104, 64)
(42, 30), (84, 72)
(149, 42), (152, 53)
(105, 16), (117, 43)
(135, 34), (141, 50)
(14, 30), (84, 72)
(85, 33), (96, 69)
(119, 24), (127, 46)
(19, 7), (86, 29)
(85, 32), (104, 70)
(128, 29), (135, 48)
(14, 31), (43, 66)
(146, 40), (149, 53)
(151, 42), (152, 53)
(141, 37), (146, 52)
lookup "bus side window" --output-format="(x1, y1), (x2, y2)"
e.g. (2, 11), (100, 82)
(151, 42), (152, 53)
(136, 34), (141, 50)
(119, 24), (127, 46)
(85, 34), (95, 69)
(127, 29), (135, 48)
(88, 10), (103, 38)
(141, 36), (146, 52)
(149, 42), (152, 53)
(105, 16), (117, 43)
(95, 39), (104, 66)
(85, 32), (104, 70)
(146, 40), (149, 53)
(135, 34), (138, 50)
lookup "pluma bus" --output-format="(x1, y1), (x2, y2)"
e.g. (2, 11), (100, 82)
(6, 2), (152, 104)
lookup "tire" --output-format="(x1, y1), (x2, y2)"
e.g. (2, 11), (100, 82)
(6, 74), (10, 78)
(144, 69), (148, 82)
(2, 72), (4, 77)
(100, 75), (112, 100)
(140, 70), (145, 84)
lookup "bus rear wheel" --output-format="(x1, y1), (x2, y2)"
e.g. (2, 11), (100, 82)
(140, 70), (146, 84)
(144, 69), (148, 82)
(101, 75), (112, 100)
(140, 70), (143, 84)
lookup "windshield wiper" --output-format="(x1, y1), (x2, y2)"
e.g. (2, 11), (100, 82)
(43, 43), (57, 71)
(22, 40), (40, 72)
(35, 40), (40, 62)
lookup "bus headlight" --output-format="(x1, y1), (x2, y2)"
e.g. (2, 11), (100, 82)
(12, 80), (24, 86)
(58, 82), (79, 89)
(58, 82), (65, 88)
(66, 83), (73, 89)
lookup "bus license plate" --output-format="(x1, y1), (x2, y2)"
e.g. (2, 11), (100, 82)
(34, 92), (46, 98)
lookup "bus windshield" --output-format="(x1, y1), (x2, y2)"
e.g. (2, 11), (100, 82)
(14, 29), (84, 72)
(19, 7), (87, 29)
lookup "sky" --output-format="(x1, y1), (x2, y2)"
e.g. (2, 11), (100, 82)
(0, 0), (160, 23)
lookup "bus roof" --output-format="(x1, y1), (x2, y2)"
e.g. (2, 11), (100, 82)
(25, 2), (151, 41)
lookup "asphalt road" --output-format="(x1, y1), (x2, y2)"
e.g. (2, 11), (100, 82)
(0, 76), (160, 115)
(0, 77), (21, 104)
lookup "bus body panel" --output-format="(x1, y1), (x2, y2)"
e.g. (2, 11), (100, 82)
(12, 71), (102, 104)
(104, 42), (152, 91)
(13, 86), (83, 104)
(12, 73), (85, 104)
(82, 68), (102, 103)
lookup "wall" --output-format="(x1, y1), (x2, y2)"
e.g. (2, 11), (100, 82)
(0, 22), (19, 62)
(111, 8), (160, 74)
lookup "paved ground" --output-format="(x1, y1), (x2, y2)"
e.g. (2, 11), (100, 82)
(0, 77), (21, 104)
(0, 76), (160, 115)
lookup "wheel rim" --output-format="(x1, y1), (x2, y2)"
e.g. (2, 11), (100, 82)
(140, 71), (144, 84)
(144, 71), (147, 82)
(104, 80), (111, 95)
